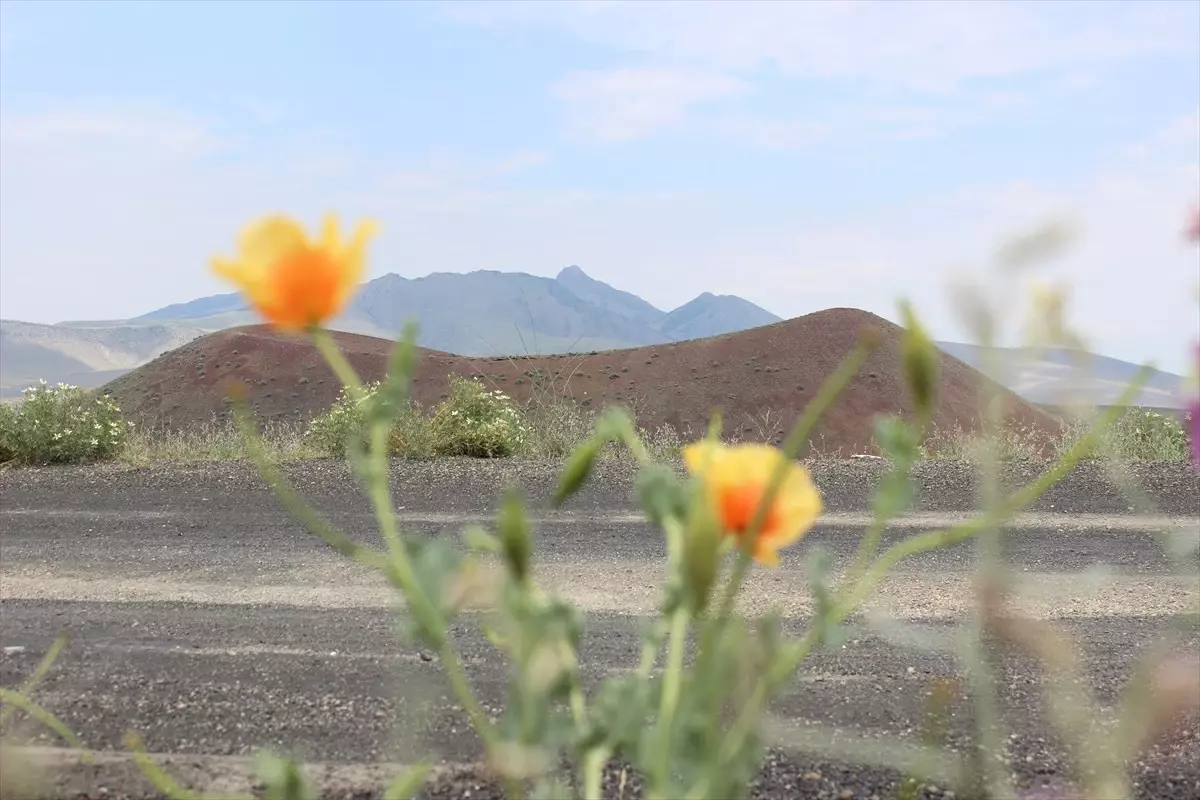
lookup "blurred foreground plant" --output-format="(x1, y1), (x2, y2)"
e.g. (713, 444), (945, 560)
(9, 211), (1190, 800)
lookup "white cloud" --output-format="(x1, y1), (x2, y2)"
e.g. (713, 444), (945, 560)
(552, 67), (747, 142)
(706, 115), (831, 150)
(0, 107), (226, 161)
(447, 0), (1199, 146)
(447, 0), (1198, 90)
(493, 150), (550, 175)
(1119, 106), (1200, 158)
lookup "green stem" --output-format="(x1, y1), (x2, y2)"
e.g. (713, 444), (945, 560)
(686, 338), (876, 798)
(312, 327), (365, 400)
(969, 344), (1016, 800)
(311, 326), (496, 751)
(840, 514), (888, 589)
(651, 606), (690, 799)
(124, 732), (218, 800)
(363, 433), (493, 743)
(0, 632), (66, 727)
(582, 746), (611, 800)
(699, 370), (1149, 793)
(702, 339), (874, 660)
(0, 688), (87, 754)
(744, 338), (876, 547)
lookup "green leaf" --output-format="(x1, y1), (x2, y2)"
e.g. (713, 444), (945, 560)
(255, 750), (315, 800)
(594, 405), (636, 442)
(497, 487), (533, 584)
(873, 415), (918, 464)
(871, 415), (918, 520)
(401, 538), (463, 647)
(0, 632), (67, 727)
(530, 777), (574, 800)
(898, 300), (939, 424)
(0, 688), (86, 753)
(462, 524), (503, 554)
(680, 481), (720, 616)
(383, 762), (432, 800)
(806, 548), (847, 650)
(368, 322), (420, 429)
(636, 464), (688, 526)
(589, 674), (656, 754)
(553, 437), (602, 507)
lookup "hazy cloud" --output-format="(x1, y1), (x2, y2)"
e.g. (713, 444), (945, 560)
(552, 67), (747, 142)
(446, 0), (1198, 90)
(448, 0), (1199, 146)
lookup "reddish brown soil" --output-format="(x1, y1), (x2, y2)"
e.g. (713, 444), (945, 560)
(100, 309), (1061, 455)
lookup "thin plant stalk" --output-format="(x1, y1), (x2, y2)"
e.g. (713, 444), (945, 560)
(697, 367), (1150, 798)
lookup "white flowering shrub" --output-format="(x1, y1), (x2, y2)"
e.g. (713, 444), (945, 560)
(429, 375), (527, 457)
(0, 381), (131, 465)
(304, 381), (434, 458)
(1102, 408), (1191, 460)
(304, 382), (376, 456)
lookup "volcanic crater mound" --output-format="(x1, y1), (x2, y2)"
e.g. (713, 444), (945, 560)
(100, 308), (1060, 455)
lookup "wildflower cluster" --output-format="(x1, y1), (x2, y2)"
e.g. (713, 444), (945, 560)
(304, 375), (528, 459)
(1108, 408), (1192, 461)
(0, 381), (131, 465)
(429, 376), (528, 457)
(303, 380), (384, 456)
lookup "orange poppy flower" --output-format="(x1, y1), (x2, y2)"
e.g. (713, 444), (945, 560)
(211, 213), (378, 331)
(682, 441), (822, 566)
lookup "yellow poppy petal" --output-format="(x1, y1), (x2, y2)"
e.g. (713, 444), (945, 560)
(237, 215), (310, 271)
(332, 218), (379, 305)
(683, 440), (724, 473)
(321, 213), (342, 253)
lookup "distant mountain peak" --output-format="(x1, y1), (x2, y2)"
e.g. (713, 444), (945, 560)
(660, 292), (781, 342)
(556, 264), (589, 280)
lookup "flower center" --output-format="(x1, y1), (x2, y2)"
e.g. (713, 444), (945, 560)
(271, 247), (343, 323)
(718, 482), (778, 536)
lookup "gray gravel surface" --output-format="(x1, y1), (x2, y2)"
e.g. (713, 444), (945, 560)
(2, 456), (1198, 516)
(1, 460), (1198, 799)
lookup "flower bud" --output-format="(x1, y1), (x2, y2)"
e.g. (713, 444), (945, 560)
(552, 437), (602, 507)
(497, 488), (531, 584)
(898, 300), (939, 423)
(682, 485), (721, 615)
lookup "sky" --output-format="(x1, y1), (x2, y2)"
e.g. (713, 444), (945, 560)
(0, 0), (1198, 373)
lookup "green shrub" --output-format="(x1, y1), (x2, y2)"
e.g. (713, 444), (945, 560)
(429, 375), (527, 457)
(304, 381), (434, 458)
(0, 381), (131, 465)
(520, 397), (594, 457)
(304, 382), (375, 456)
(1079, 407), (1191, 461)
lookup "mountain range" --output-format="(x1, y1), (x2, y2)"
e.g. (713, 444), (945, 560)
(1, 266), (779, 398)
(1, 265), (1188, 410)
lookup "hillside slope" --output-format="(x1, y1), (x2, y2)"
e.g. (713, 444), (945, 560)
(0, 320), (204, 398)
(935, 341), (1188, 409)
(101, 309), (1059, 455)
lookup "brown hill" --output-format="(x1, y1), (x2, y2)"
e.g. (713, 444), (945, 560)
(100, 309), (1061, 455)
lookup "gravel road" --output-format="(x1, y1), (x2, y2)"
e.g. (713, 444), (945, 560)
(1, 458), (1198, 799)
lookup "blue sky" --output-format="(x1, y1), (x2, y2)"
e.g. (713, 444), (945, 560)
(1, 0), (1198, 373)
